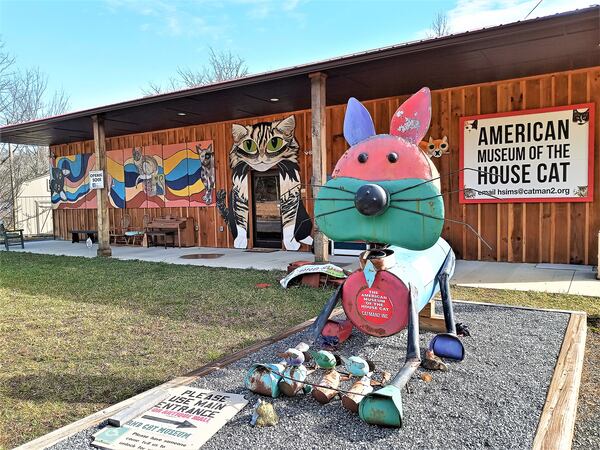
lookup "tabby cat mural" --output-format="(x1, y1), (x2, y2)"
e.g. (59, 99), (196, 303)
(216, 116), (313, 250)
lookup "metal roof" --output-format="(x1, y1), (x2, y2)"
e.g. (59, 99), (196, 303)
(1, 5), (599, 146)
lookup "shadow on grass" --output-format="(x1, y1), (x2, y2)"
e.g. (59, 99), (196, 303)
(5, 372), (163, 404)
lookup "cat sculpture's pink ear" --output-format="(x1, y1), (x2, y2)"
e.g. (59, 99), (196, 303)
(389, 87), (431, 144)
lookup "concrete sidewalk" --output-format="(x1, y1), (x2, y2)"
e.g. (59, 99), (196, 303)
(5, 240), (599, 297)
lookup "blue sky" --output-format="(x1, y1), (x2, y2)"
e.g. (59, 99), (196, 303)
(0, 0), (590, 113)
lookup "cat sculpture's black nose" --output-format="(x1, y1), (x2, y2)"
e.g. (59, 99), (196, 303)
(354, 184), (389, 216)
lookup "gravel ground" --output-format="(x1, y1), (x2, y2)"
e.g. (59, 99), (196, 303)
(573, 330), (600, 449)
(50, 303), (569, 450)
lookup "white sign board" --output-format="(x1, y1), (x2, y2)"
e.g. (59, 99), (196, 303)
(89, 170), (105, 190)
(92, 387), (247, 450)
(460, 103), (594, 203)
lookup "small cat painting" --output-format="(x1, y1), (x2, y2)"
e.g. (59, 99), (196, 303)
(419, 136), (449, 158)
(196, 143), (215, 204)
(464, 120), (478, 132)
(574, 185), (588, 197)
(572, 109), (589, 125)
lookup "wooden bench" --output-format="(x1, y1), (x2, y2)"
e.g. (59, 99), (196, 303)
(0, 224), (24, 251)
(71, 229), (98, 243)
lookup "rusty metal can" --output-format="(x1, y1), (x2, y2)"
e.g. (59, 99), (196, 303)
(341, 375), (373, 412)
(312, 369), (340, 404)
(245, 363), (285, 398)
(279, 365), (308, 397)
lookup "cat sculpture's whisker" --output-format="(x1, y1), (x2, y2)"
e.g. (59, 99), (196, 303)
(292, 206), (356, 241)
(278, 182), (356, 199)
(388, 204), (493, 250)
(389, 167), (501, 196)
(391, 187), (502, 202)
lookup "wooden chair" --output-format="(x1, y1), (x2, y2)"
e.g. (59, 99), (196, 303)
(110, 214), (131, 245)
(0, 223), (24, 251)
(125, 214), (149, 246)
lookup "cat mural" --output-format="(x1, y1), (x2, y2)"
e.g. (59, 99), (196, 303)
(49, 166), (71, 202)
(216, 115), (313, 250)
(132, 147), (164, 196)
(196, 143), (216, 204)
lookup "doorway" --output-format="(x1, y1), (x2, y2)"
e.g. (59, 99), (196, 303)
(252, 171), (282, 248)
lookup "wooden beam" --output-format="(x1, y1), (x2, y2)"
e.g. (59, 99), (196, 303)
(532, 312), (587, 450)
(92, 115), (112, 257)
(309, 72), (329, 262)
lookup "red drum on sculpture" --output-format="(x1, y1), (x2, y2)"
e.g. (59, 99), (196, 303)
(342, 270), (409, 337)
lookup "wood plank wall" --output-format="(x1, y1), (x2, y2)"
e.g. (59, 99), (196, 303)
(52, 66), (600, 264)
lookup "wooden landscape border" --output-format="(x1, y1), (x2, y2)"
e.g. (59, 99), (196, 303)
(16, 303), (587, 450)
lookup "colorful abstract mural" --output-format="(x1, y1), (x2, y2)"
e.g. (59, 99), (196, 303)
(85, 154), (97, 209)
(50, 154), (93, 209)
(143, 145), (165, 208)
(51, 143), (215, 210)
(163, 143), (191, 207)
(124, 147), (148, 208)
(107, 149), (126, 208)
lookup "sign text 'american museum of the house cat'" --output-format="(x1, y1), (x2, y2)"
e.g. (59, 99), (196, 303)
(459, 103), (594, 203)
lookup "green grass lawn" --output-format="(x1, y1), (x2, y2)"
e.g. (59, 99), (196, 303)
(0, 252), (332, 449)
(0, 251), (598, 448)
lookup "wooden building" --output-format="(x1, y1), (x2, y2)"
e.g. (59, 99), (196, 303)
(2, 7), (600, 264)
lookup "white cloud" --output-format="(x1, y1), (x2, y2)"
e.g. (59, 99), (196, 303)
(447, 0), (595, 34)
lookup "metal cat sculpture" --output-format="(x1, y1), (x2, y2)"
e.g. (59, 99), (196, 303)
(311, 88), (465, 427)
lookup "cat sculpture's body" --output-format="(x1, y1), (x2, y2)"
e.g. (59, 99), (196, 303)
(217, 115), (312, 250)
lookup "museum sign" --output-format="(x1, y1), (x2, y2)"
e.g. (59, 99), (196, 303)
(460, 103), (594, 203)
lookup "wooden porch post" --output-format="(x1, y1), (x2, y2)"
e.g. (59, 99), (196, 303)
(92, 114), (112, 257)
(309, 72), (329, 262)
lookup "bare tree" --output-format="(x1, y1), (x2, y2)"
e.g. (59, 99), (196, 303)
(428, 12), (451, 38)
(142, 47), (249, 95)
(0, 40), (69, 229)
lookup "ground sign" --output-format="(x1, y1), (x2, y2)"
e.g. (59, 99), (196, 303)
(92, 387), (247, 450)
(459, 103), (594, 203)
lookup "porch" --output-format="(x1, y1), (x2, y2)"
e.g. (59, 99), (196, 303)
(7, 240), (598, 296)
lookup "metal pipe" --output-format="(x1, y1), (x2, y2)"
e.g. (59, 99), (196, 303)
(437, 250), (457, 334)
(388, 285), (421, 389)
(311, 284), (342, 341)
(358, 286), (421, 427)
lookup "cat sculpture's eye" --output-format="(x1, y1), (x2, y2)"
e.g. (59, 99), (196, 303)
(267, 137), (285, 153)
(441, 143), (447, 149)
(387, 152), (398, 163)
(429, 144), (435, 150)
(358, 152), (368, 163)
(241, 139), (258, 154)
